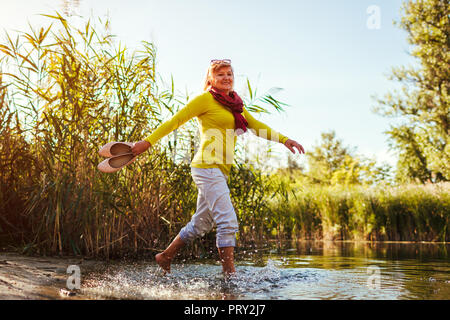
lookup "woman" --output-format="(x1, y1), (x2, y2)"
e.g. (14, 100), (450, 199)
(131, 59), (304, 276)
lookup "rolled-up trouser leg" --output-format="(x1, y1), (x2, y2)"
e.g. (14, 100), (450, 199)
(179, 188), (215, 242)
(179, 167), (239, 248)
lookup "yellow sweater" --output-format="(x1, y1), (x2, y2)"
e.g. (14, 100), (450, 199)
(145, 91), (289, 176)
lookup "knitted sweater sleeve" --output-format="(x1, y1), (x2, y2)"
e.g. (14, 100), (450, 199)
(242, 107), (289, 144)
(144, 94), (205, 146)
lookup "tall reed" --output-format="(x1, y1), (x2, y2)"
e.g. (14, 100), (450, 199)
(0, 13), (287, 258)
(0, 13), (196, 257)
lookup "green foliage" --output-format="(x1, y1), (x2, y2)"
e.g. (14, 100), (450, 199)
(307, 131), (351, 182)
(266, 181), (450, 242)
(373, 0), (450, 183)
(306, 131), (393, 186)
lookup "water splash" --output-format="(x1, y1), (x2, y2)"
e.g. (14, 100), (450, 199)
(79, 259), (322, 300)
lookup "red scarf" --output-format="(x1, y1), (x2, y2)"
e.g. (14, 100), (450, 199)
(209, 86), (248, 134)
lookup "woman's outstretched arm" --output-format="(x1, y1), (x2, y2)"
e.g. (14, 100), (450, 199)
(243, 107), (305, 155)
(131, 94), (206, 156)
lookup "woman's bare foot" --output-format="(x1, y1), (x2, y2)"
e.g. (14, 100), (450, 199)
(155, 235), (185, 274)
(155, 252), (172, 273)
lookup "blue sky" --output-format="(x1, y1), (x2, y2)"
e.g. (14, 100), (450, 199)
(1, 0), (415, 168)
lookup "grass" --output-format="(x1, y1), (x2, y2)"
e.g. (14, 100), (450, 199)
(265, 181), (450, 243)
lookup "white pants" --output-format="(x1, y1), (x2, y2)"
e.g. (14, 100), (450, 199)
(179, 167), (239, 248)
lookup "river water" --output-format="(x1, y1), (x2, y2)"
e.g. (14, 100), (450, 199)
(77, 241), (449, 300)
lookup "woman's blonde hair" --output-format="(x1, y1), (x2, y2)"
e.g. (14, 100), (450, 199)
(203, 61), (234, 91)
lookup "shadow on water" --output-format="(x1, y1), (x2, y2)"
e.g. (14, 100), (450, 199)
(77, 241), (450, 300)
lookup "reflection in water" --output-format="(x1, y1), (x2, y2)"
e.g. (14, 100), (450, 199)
(78, 242), (450, 300)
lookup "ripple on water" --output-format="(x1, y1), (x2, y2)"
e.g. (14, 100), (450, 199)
(80, 259), (325, 300)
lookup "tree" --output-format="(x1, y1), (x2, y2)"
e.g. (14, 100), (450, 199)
(307, 131), (353, 183)
(307, 131), (393, 186)
(373, 0), (450, 183)
(330, 155), (393, 186)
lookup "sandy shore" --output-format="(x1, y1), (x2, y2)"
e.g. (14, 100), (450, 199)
(0, 252), (104, 299)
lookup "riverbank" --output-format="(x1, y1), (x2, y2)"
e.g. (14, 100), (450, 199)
(0, 252), (103, 299)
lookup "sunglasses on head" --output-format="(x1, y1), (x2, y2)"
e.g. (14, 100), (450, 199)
(210, 59), (231, 65)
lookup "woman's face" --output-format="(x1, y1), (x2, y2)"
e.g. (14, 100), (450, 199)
(211, 66), (233, 93)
